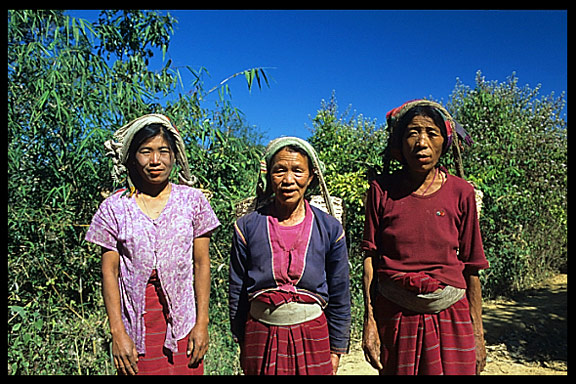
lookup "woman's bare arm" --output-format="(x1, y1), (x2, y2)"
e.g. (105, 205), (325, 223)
(362, 251), (383, 370)
(465, 270), (486, 375)
(102, 248), (139, 375)
(186, 233), (212, 367)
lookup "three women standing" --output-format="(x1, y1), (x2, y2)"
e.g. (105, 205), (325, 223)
(87, 103), (486, 375)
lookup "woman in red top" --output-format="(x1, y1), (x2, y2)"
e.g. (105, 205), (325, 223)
(361, 100), (489, 375)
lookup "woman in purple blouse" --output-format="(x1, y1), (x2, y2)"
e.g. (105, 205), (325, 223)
(86, 114), (220, 375)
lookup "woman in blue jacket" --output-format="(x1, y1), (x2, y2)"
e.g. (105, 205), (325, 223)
(229, 137), (351, 375)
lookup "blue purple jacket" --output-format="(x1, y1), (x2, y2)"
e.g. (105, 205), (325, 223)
(229, 202), (351, 354)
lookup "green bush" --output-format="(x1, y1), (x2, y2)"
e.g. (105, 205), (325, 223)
(8, 10), (263, 375)
(447, 72), (567, 295)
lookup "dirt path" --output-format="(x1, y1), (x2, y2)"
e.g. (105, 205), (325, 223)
(338, 274), (567, 375)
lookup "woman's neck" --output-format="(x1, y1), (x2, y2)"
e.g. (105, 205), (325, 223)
(135, 182), (172, 220)
(404, 167), (444, 196)
(273, 199), (307, 226)
(135, 180), (171, 198)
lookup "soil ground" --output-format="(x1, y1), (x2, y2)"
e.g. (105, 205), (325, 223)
(338, 274), (567, 376)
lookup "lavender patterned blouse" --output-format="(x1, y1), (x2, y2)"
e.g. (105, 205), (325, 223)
(85, 184), (220, 354)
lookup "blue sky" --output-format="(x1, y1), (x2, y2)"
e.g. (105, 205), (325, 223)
(69, 10), (567, 141)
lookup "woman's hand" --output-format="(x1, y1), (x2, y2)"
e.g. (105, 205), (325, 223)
(330, 353), (341, 374)
(474, 330), (487, 374)
(111, 330), (139, 375)
(362, 317), (383, 371)
(187, 323), (209, 368)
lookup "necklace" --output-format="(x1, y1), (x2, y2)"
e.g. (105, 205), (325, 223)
(420, 167), (438, 196)
(139, 193), (156, 219)
(137, 185), (171, 220)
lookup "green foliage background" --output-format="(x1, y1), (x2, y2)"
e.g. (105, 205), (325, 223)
(8, 10), (566, 375)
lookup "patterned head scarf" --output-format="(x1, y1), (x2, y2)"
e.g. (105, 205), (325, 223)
(386, 99), (472, 157)
(104, 114), (197, 196)
(257, 136), (325, 198)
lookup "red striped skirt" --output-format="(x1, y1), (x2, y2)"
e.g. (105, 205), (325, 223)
(374, 294), (476, 375)
(137, 271), (203, 375)
(241, 312), (333, 375)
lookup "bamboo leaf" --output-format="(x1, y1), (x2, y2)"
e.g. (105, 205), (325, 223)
(244, 70), (253, 91)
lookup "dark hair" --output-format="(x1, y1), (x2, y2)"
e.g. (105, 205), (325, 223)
(127, 123), (178, 162)
(126, 124), (178, 182)
(392, 105), (448, 152)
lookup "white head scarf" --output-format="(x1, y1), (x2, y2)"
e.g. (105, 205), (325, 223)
(103, 114), (197, 196)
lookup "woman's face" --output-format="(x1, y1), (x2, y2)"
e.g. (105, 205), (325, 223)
(270, 147), (314, 207)
(401, 115), (445, 174)
(134, 134), (175, 186)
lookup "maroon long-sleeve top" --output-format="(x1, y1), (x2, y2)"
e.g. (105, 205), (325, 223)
(362, 171), (489, 289)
